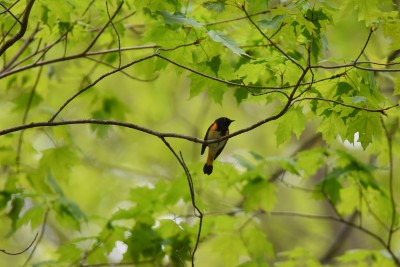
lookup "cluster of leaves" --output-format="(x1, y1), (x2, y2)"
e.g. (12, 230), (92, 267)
(0, 0), (399, 266)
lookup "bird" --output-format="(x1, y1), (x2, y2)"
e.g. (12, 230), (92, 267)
(201, 117), (234, 175)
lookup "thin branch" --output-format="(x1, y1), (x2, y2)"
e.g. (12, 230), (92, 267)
(1, 104), (397, 149)
(354, 28), (375, 63)
(382, 119), (397, 247)
(160, 138), (202, 267)
(85, 56), (159, 82)
(0, 233), (38, 256)
(47, 53), (157, 122)
(156, 53), (294, 90)
(22, 208), (49, 266)
(320, 212), (358, 264)
(292, 97), (399, 115)
(106, 1), (121, 68)
(0, 0), (35, 57)
(16, 63), (44, 171)
(0, 0), (20, 16)
(83, 1), (124, 54)
(311, 62), (400, 72)
(239, 3), (305, 71)
(4, 0), (100, 71)
(48, 39), (206, 122)
(270, 210), (400, 266)
(204, 9), (270, 26)
(0, 1), (21, 24)
(2, 22), (40, 71)
(0, 44), (158, 78)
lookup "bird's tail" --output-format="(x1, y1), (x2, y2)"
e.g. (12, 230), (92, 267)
(203, 163), (213, 175)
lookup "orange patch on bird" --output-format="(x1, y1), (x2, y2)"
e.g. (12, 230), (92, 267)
(210, 122), (217, 131)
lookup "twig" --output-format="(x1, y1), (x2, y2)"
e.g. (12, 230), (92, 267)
(48, 53), (158, 122)
(83, 1), (124, 54)
(22, 208), (49, 266)
(0, 0), (35, 57)
(0, 1), (21, 24)
(320, 212), (358, 264)
(354, 28), (375, 63)
(292, 97), (398, 115)
(0, 0), (20, 16)
(2, 23), (40, 71)
(0, 233), (38, 256)
(16, 63), (44, 171)
(239, 3), (304, 71)
(381, 119), (397, 247)
(160, 138), (203, 267)
(0, 44), (158, 78)
(204, 10), (270, 26)
(106, 1), (121, 68)
(85, 56), (159, 82)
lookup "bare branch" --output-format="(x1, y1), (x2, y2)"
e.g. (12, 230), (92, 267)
(85, 56), (159, 82)
(2, 23), (40, 71)
(0, 1), (21, 24)
(106, 1), (122, 68)
(239, 3), (305, 71)
(47, 53), (157, 122)
(160, 138), (203, 267)
(22, 208), (49, 266)
(0, 233), (38, 256)
(355, 27), (375, 63)
(16, 62), (44, 170)
(382, 119), (397, 247)
(83, 1), (124, 54)
(0, 0), (20, 16)
(292, 97), (399, 115)
(0, 0), (35, 57)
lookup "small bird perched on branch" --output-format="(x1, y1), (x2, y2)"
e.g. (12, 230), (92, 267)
(201, 117), (234, 175)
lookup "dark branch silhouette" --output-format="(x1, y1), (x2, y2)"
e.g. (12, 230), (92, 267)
(0, 0), (35, 57)
(0, 232), (38, 256)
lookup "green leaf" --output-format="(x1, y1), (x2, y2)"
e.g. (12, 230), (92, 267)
(0, 191), (13, 211)
(17, 205), (46, 230)
(234, 86), (249, 104)
(12, 91), (43, 111)
(57, 244), (82, 263)
(207, 30), (249, 57)
(52, 197), (87, 231)
(276, 106), (306, 145)
(125, 222), (164, 263)
(7, 196), (25, 236)
(296, 147), (327, 177)
(202, 0), (226, 13)
(351, 95), (366, 104)
(234, 154), (256, 170)
(207, 82), (225, 104)
(335, 82), (354, 98)
(242, 177), (276, 212)
(206, 55), (221, 76)
(241, 226), (274, 259)
(317, 170), (343, 204)
(347, 113), (382, 149)
(265, 156), (300, 175)
(234, 62), (267, 84)
(160, 11), (203, 27)
(337, 185), (359, 214)
(258, 15), (285, 29)
(317, 110), (346, 144)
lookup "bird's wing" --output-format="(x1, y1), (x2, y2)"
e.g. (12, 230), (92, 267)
(201, 122), (216, 155)
(214, 130), (229, 160)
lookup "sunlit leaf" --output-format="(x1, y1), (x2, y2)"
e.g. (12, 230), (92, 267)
(202, 0), (226, 13)
(207, 30), (249, 57)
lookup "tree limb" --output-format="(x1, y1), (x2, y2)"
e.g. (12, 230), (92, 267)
(0, 0), (36, 57)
